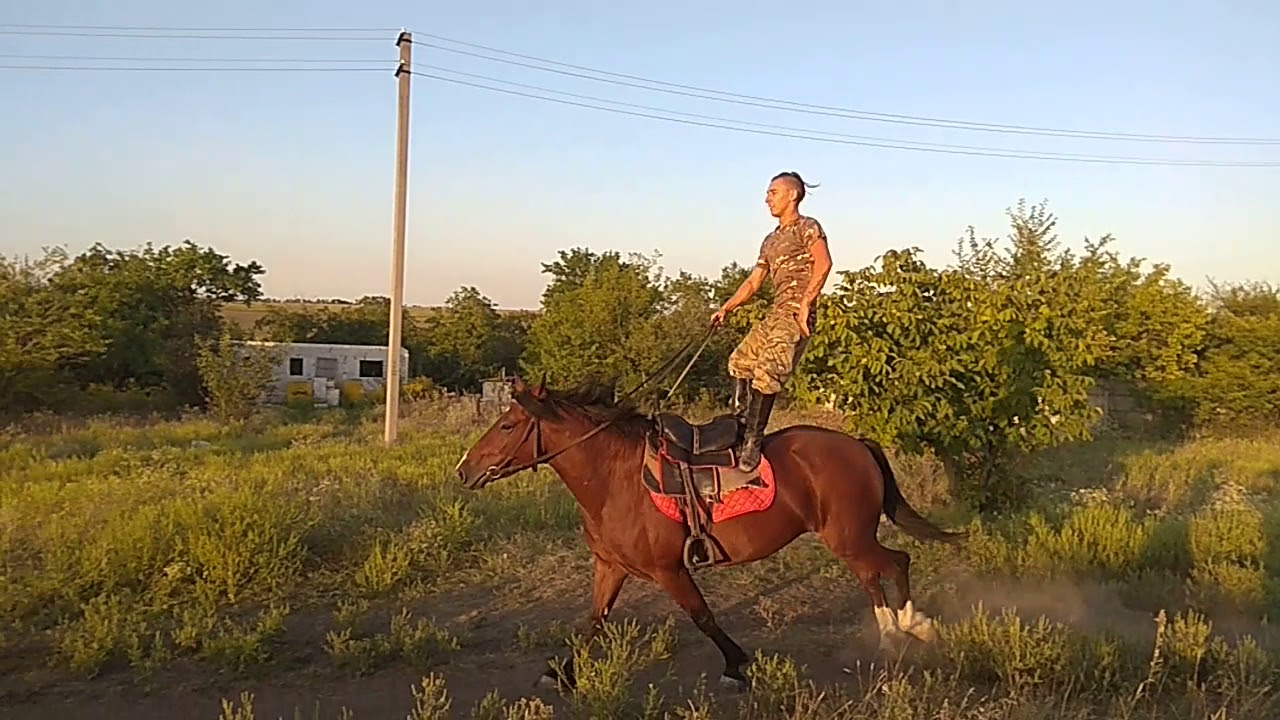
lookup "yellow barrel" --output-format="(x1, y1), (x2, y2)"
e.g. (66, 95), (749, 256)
(340, 380), (366, 405)
(285, 381), (312, 402)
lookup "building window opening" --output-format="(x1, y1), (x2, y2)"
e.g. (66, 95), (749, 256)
(358, 359), (384, 378)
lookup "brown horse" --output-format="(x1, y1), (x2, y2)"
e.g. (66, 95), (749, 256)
(454, 375), (964, 691)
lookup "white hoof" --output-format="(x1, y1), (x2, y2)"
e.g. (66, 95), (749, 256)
(872, 605), (902, 653)
(871, 602), (939, 652)
(895, 600), (938, 644)
(872, 605), (898, 632)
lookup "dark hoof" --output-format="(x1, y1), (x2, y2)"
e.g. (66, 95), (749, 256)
(536, 659), (575, 692)
(718, 671), (750, 693)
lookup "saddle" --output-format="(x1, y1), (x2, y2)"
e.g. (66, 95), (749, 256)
(641, 411), (767, 570)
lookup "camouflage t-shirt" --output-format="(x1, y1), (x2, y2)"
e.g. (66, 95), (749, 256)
(754, 215), (828, 313)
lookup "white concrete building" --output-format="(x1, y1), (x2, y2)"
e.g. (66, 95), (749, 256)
(241, 341), (410, 406)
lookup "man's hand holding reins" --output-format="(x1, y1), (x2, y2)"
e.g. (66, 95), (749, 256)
(710, 305), (730, 328)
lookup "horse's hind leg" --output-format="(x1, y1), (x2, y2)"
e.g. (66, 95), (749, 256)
(881, 547), (937, 644)
(837, 551), (902, 653)
(884, 548), (911, 609)
(816, 474), (939, 650)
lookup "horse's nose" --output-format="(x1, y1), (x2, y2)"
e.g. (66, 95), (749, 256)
(454, 451), (473, 486)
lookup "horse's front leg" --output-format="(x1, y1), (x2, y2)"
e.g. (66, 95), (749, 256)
(539, 554), (629, 690)
(655, 567), (751, 691)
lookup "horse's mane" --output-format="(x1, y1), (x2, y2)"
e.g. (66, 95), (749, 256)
(517, 377), (654, 441)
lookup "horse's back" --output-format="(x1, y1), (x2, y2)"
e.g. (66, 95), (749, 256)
(688, 422), (885, 560)
(763, 422), (868, 457)
(763, 423), (884, 504)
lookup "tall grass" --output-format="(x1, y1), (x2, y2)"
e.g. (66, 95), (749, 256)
(216, 607), (1277, 719)
(2, 400), (1279, 717)
(1, 400), (577, 681)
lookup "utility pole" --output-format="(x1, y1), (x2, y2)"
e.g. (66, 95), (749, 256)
(384, 29), (412, 445)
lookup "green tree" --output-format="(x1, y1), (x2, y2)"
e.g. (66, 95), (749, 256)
(0, 247), (106, 411)
(416, 286), (517, 391)
(624, 270), (727, 404)
(522, 245), (808, 408)
(1075, 238), (1209, 387)
(1173, 280), (1280, 427)
(537, 248), (635, 305)
(47, 240), (264, 404)
(254, 295), (401, 348)
(521, 249), (665, 397)
(251, 288), (529, 393)
(494, 311), (535, 376)
(795, 201), (1114, 511)
(253, 295), (423, 379)
(315, 296), (402, 346)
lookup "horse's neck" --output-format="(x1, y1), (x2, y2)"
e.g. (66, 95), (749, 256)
(544, 418), (643, 513)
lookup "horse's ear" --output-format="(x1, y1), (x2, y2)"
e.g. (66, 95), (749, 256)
(512, 374), (551, 418)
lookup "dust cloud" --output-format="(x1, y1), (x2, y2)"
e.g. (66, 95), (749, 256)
(926, 568), (1279, 651)
(931, 570), (1162, 645)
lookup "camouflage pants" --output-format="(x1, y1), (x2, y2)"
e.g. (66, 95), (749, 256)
(727, 306), (814, 395)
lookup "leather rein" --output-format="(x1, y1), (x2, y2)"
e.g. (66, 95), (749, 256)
(478, 325), (718, 482)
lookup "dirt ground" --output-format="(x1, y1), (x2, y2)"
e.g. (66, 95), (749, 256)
(2, 555), (898, 720)
(2, 535), (1202, 720)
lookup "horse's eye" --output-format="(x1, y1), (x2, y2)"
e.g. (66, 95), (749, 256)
(499, 422), (515, 431)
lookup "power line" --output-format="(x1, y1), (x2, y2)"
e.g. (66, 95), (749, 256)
(414, 31), (1280, 146)
(0, 64), (386, 72)
(14, 22), (1273, 145)
(0, 23), (398, 32)
(411, 70), (1280, 168)
(7, 23), (1273, 145)
(0, 29), (386, 41)
(6, 21), (1273, 161)
(0, 53), (387, 63)
(413, 63), (1271, 166)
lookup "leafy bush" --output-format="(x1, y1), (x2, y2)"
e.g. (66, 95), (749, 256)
(194, 331), (282, 422)
(1169, 281), (1280, 429)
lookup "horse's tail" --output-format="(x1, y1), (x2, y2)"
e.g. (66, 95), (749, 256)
(863, 438), (966, 545)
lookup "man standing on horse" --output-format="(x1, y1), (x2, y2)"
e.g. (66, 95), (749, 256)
(710, 171), (833, 472)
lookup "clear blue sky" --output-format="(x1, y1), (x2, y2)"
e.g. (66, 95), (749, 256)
(2, 1), (1277, 309)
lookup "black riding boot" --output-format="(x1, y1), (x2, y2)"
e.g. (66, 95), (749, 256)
(737, 388), (776, 472)
(731, 377), (751, 419)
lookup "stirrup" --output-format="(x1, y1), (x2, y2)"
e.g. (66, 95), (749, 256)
(683, 535), (715, 570)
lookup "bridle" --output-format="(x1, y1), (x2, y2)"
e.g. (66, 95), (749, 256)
(475, 405), (545, 483)
(471, 325), (718, 484)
